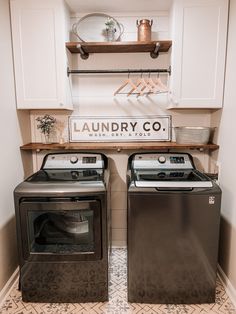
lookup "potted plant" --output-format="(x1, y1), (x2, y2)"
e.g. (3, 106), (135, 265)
(36, 114), (56, 143)
(105, 17), (116, 41)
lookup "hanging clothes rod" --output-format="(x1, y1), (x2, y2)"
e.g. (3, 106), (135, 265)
(67, 67), (171, 76)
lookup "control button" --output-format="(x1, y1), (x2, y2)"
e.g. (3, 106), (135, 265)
(158, 156), (166, 164)
(70, 156), (78, 164)
(71, 171), (79, 179)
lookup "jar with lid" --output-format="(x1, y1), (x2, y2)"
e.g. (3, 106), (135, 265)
(136, 19), (153, 41)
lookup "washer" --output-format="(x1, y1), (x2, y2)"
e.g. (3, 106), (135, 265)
(14, 152), (110, 303)
(127, 152), (221, 304)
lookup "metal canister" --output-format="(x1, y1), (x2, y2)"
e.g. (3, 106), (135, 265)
(136, 19), (153, 41)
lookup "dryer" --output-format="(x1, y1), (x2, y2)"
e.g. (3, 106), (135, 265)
(127, 152), (221, 304)
(14, 152), (110, 303)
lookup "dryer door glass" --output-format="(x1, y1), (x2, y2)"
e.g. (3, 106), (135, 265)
(20, 199), (102, 261)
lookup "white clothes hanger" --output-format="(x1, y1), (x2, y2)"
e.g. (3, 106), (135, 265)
(153, 73), (168, 93)
(127, 72), (153, 97)
(114, 72), (137, 96)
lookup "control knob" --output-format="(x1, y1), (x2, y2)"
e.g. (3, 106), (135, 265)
(70, 156), (78, 164)
(158, 156), (166, 164)
(71, 171), (79, 179)
(158, 172), (166, 178)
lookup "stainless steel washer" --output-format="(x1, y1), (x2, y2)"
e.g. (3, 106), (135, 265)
(14, 152), (110, 303)
(127, 152), (221, 304)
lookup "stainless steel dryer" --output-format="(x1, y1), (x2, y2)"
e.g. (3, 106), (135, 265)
(127, 152), (221, 304)
(14, 152), (110, 303)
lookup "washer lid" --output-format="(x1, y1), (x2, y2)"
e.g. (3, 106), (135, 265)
(14, 179), (106, 195)
(134, 169), (213, 188)
(27, 169), (103, 183)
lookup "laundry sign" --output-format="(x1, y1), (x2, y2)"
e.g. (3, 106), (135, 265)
(69, 116), (171, 142)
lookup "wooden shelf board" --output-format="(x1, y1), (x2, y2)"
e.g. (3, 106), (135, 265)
(20, 142), (219, 151)
(66, 40), (172, 54)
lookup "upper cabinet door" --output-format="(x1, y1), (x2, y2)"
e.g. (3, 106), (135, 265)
(10, 0), (72, 109)
(170, 0), (228, 108)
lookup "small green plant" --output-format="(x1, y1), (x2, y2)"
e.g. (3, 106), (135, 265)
(36, 114), (56, 136)
(105, 17), (116, 30)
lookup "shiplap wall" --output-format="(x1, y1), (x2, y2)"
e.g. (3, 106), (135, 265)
(31, 11), (213, 247)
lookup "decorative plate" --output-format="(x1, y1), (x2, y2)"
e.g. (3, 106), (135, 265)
(72, 13), (123, 42)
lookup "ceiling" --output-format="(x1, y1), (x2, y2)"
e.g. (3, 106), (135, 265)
(65, 0), (173, 14)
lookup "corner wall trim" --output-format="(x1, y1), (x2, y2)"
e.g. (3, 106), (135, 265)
(0, 267), (19, 307)
(218, 264), (236, 308)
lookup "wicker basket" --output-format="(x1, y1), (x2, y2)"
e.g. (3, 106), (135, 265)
(174, 127), (211, 144)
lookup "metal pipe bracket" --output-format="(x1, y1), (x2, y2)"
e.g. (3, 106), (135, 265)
(150, 42), (161, 59)
(76, 44), (89, 60)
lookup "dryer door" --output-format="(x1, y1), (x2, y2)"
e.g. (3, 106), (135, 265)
(20, 198), (102, 261)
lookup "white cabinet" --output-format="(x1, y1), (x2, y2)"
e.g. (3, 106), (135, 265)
(10, 0), (73, 110)
(170, 0), (228, 108)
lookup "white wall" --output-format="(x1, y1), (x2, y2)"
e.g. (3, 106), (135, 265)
(30, 11), (215, 247)
(0, 0), (30, 292)
(214, 0), (236, 298)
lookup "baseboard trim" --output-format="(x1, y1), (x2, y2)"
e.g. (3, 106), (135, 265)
(112, 243), (127, 248)
(218, 264), (236, 308)
(0, 267), (19, 307)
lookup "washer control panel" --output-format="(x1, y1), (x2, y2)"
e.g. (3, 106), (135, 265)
(43, 153), (104, 169)
(132, 153), (194, 169)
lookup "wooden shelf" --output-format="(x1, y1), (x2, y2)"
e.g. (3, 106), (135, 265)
(66, 40), (172, 56)
(20, 142), (219, 152)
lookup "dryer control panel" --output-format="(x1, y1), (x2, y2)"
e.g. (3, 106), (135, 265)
(132, 153), (194, 170)
(42, 153), (104, 169)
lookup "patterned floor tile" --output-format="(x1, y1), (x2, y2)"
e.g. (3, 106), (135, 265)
(0, 249), (235, 314)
